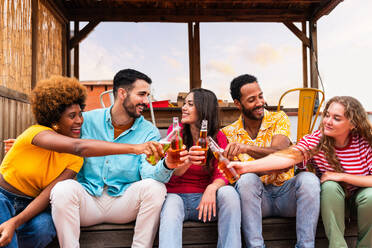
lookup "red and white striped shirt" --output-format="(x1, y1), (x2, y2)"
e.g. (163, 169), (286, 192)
(294, 130), (372, 191)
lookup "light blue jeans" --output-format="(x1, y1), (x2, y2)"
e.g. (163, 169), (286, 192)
(235, 172), (320, 248)
(159, 185), (241, 248)
(0, 186), (56, 248)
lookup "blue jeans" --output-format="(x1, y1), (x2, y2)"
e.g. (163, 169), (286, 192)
(235, 172), (320, 248)
(159, 185), (241, 248)
(0, 186), (56, 248)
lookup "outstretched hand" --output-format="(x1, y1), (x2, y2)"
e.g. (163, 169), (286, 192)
(226, 161), (247, 175)
(136, 141), (164, 159)
(0, 219), (16, 247)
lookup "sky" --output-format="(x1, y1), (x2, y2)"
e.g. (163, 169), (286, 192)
(79, 0), (372, 110)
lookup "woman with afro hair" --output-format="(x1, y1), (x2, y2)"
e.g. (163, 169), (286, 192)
(0, 75), (163, 248)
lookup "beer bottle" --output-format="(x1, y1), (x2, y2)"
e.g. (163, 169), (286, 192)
(207, 136), (240, 184)
(146, 129), (176, 165)
(167, 117), (183, 164)
(196, 120), (208, 165)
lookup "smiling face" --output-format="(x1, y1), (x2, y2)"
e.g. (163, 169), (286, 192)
(121, 79), (150, 118)
(235, 82), (265, 121)
(181, 92), (198, 125)
(322, 102), (354, 141)
(56, 104), (83, 138)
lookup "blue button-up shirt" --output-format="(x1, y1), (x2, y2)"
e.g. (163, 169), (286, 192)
(77, 107), (173, 197)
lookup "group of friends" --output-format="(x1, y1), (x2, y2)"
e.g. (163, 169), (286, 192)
(0, 68), (371, 248)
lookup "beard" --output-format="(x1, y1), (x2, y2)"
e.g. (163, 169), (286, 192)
(241, 104), (264, 121)
(122, 96), (147, 118)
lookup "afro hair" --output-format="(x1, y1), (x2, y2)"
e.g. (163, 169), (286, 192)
(30, 75), (87, 127)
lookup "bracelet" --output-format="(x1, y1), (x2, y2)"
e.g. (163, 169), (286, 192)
(163, 159), (171, 170)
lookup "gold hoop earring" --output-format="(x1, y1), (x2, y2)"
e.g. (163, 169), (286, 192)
(52, 124), (59, 131)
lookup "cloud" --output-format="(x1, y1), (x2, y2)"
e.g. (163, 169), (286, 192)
(251, 43), (281, 67)
(205, 60), (235, 76)
(162, 56), (182, 69)
(153, 77), (189, 101)
(79, 41), (116, 80)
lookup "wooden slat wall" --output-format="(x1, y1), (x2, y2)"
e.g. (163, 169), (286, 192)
(0, 0), (32, 94)
(36, 0), (63, 82)
(0, 96), (33, 161)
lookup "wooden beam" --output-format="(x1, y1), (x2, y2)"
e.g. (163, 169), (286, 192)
(0, 86), (29, 103)
(312, 0), (344, 21)
(66, 22), (71, 77)
(62, 22), (67, 76)
(188, 23), (194, 90)
(193, 22), (201, 89)
(69, 20), (100, 48)
(302, 22), (308, 88)
(68, 8), (306, 22)
(74, 22), (79, 79)
(31, 0), (39, 89)
(42, 0), (68, 24)
(309, 20), (318, 89)
(283, 22), (310, 48)
(188, 22), (201, 90)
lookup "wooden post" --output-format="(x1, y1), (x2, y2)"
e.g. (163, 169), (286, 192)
(62, 22), (67, 76)
(302, 21), (308, 88)
(188, 22), (194, 90)
(31, 0), (39, 89)
(194, 22), (201, 89)
(66, 22), (71, 77)
(188, 22), (201, 90)
(309, 20), (318, 89)
(74, 21), (79, 79)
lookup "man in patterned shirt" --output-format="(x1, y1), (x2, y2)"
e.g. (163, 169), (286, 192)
(222, 74), (320, 248)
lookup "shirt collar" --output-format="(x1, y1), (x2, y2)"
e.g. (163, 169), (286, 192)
(237, 109), (273, 134)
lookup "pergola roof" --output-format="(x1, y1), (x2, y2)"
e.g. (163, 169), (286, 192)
(57, 0), (343, 22)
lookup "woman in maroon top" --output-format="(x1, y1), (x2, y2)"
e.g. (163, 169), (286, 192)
(159, 88), (241, 248)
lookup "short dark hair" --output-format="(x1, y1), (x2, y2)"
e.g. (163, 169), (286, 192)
(230, 74), (257, 101)
(113, 69), (152, 97)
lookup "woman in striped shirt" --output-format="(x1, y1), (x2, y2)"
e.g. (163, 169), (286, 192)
(227, 96), (372, 248)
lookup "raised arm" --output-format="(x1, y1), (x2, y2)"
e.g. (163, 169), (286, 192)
(32, 130), (163, 158)
(224, 134), (291, 160)
(0, 169), (76, 246)
(228, 147), (304, 175)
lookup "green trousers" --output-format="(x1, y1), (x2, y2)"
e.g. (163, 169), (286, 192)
(321, 181), (372, 248)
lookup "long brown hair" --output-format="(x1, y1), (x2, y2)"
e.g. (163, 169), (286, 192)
(315, 96), (372, 172)
(182, 88), (220, 174)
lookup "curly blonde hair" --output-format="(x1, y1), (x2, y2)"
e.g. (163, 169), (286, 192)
(315, 96), (372, 172)
(30, 75), (87, 127)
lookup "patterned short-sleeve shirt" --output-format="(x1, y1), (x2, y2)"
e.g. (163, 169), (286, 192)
(222, 109), (293, 186)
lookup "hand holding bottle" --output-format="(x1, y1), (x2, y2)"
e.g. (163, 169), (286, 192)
(207, 136), (240, 184)
(188, 145), (207, 166)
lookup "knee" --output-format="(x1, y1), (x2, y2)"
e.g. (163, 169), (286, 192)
(140, 179), (166, 208)
(356, 188), (372, 209)
(321, 180), (343, 195)
(28, 213), (56, 245)
(160, 194), (184, 221)
(50, 179), (80, 208)
(217, 186), (240, 209)
(235, 173), (262, 193)
(295, 172), (320, 195)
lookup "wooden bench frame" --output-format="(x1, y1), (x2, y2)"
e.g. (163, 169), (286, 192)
(48, 217), (358, 248)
